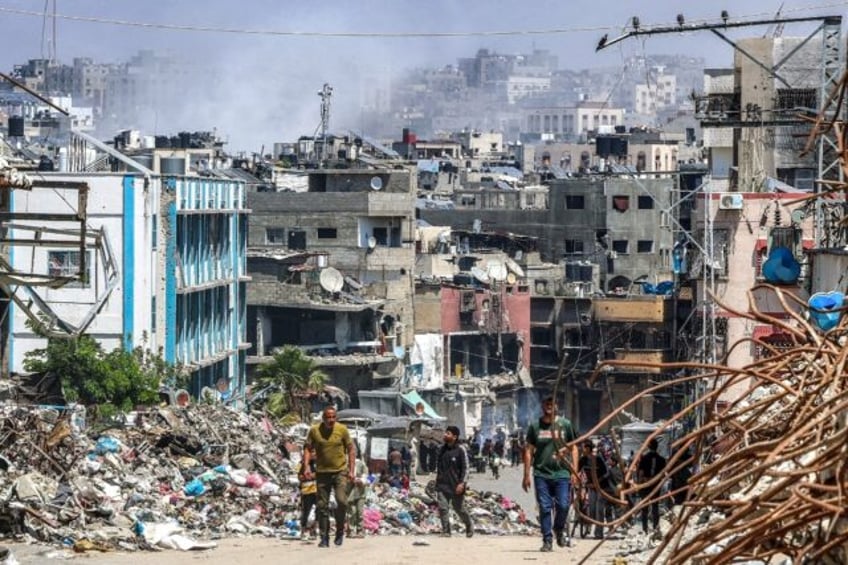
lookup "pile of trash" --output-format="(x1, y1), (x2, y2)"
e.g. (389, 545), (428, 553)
(0, 403), (534, 554)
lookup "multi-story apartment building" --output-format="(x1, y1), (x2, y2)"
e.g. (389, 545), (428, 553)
(3, 135), (249, 398)
(245, 168), (416, 401)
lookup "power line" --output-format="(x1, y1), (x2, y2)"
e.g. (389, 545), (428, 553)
(0, 2), (846, 39)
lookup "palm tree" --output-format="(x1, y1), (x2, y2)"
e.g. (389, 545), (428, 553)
(255, 345), (328, 420)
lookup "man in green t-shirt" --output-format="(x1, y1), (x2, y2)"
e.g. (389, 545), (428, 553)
(303, 405), (355, 548)
(522, 395), (578, 552)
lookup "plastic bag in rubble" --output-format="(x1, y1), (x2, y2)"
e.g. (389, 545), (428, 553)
(143, 521), (217, 551)
(94, 436), (121, 455)
(244, 473), (266, 488)
(183, 479), (206, 497)
(363, 507), (383, 533)
(228, 468), (249, 486)
(259, 482), (281, 496)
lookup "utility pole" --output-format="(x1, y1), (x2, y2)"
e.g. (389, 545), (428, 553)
(317, 83), (333, 167)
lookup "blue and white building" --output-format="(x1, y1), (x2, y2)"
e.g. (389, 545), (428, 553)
(6, 140), (250, 401)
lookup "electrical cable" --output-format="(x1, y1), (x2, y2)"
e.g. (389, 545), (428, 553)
(0, 2), (846, 39)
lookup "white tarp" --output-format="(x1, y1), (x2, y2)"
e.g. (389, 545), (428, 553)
(407, 334), (444, 390)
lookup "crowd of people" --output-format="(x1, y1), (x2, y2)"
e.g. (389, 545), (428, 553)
(294, 402), (690, 553)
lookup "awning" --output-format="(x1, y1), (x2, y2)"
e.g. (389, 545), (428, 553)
(401, 390), (443, 420)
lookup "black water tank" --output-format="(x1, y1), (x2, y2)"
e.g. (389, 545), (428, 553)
(614, 125), (626, 134)
(155, 136), (170, 148)
(565, 263), (579, 280)
(595, 136), (614, 157)
(8, 116), (24, 137)
(579, 265), (593, 282)
(179, 132), (191, 149)
(611, 138), (628, 157)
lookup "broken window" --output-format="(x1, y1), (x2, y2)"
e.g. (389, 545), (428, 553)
(266, 228), (286, 245)
(637, 240), (654, 253)
(564, 239), (584, 254)
(637, 195), (654, 209)
(565, 195), (585, 210)
(612, 195), (630, 212)
(612, 240), (629, 254)
(47, 250), (91, 288)
(317, 228), (337, 239)
(288, 229), (306, 250)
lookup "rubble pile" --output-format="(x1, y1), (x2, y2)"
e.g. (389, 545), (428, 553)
(571, 284), (848, 564)
(0, 403), (533, 553)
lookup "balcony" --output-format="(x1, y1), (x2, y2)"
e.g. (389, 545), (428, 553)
(593, 296), (672, 323)
(611, 349), (670, 373)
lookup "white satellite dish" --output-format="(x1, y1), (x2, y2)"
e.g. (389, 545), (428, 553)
(367, 236), (378, 249)
(370, 176), (383, 191)
(487, 262), (508, 282)
(471, 266), (490, 285)
(505, 257), (525, 278)
(319, 267), (344, 293)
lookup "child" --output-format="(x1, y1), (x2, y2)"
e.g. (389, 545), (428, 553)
(297, 446), (317, 540)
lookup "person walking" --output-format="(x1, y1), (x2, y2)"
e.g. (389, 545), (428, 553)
(297, 445), (318, 540)
(347, 452), (370, 538)
(303, 405), (355, 548)
(523, 395), (578, 552)
(577, 440), (613, 539)
(435, 425), (474, 538)
(637, 438), (667, 537)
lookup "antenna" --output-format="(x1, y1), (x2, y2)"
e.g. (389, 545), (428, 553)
(317, 83), (333, 167)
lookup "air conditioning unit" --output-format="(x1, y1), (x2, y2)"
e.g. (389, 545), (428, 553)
(719, 193), (744, 210)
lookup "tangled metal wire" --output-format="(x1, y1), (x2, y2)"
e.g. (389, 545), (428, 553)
(561, 284), (848, 564)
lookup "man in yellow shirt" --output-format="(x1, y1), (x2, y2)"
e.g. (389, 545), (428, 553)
(303, 405), (355, 548)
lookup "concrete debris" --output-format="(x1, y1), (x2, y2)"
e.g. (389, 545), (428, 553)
(0, 403), (533, 553)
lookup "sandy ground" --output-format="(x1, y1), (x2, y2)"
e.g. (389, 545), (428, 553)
(6, 534), (626, 565)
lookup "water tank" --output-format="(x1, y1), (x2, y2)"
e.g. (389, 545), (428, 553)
(155, 136), (171, 148)
(579, 264), (593, 282)
(611, 138), (628, 157)
(159, 157), (186, 175)
(595, 136), (614, 158)
(565, 263), (579, 280)
(133, 154), (154, 171)
(8, 116), (24, 137)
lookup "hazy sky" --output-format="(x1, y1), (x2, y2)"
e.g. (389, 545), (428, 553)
(0, 0), (844, 150)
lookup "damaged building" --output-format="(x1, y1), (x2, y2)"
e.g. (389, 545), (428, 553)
(1, 131), (250, 398)
(246, 168), (416, 401)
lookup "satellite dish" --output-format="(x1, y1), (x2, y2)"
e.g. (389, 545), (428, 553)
(505, 257), (525, 278)
(319, 267), (344, 293)
(367, 236), (378, 249)
(175, 389), (191, 407)
(200, 386), (218, 403)
(471, 266), (490, 285)
(506, 273), (517, 285)
(487, 262), (508, 282)
(370, 176), (383, 191)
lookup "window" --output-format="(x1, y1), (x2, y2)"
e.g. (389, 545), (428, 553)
(637, 240), (654, 253)
(637, 195), (654, 209)
(373, 227), (388, 246)
(266, 228), (286, 245)
(565, 239), (584, 254)
(317, 228), (337, 239)
(152, 215), (158, 248)
(48, 250), (91, 287)
(612, 195), (630, 212)
(564, 195), (585, 210)
(612, 240), (629, 254)
(288, 229), (307, 250)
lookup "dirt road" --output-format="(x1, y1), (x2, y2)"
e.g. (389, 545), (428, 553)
(7, 533), (629, 565)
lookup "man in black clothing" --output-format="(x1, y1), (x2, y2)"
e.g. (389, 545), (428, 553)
(637, 438), (667, 535)
(435, 425), (474, 538)
(577, 440), (613, 539)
